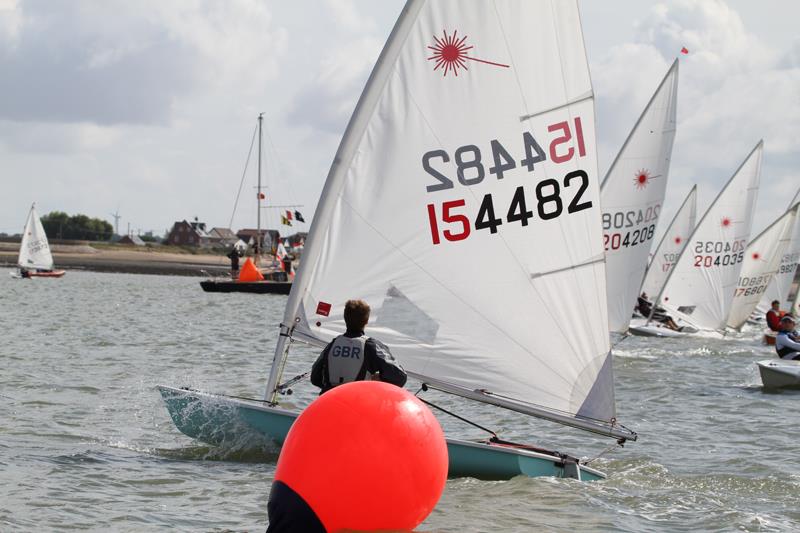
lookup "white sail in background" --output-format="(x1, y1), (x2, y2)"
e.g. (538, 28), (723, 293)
(601, 61), (679, 333)
(727, 205), (798, 330)
(640, 185), (697, 299)
(657, 142), (763, 331)
(758, 188), (800, 313)
(18, 204), (54, 271)
(268, 0), (628, 437)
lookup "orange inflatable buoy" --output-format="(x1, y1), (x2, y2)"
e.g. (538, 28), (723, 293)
(271, 381), (448, 532)
(237, 257), (264, 282)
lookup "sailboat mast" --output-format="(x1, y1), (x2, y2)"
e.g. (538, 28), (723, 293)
(256, 113), (264, 264)
(263, 0), (426, 403)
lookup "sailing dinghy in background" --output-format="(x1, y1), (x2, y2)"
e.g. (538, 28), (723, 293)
(726, 205), (798, 331)
(629, 186), (698, 337)
(602, 60), (679, 334)
(12, 204), (65, 279)
(632, 142), (763, 337)
(160, 0), (636, 481)
(756, 188), (800, 319)
(639, 185), (698, 304)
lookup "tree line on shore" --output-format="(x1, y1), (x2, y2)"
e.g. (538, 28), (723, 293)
(41, 212), (114, 241)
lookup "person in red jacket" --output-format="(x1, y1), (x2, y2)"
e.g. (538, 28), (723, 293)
(766, 300), (782, 332)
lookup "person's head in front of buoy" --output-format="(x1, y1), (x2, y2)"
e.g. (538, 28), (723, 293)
(310, 299), (408, 393)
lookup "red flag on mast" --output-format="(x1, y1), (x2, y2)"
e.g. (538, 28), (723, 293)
(680, 47), (689, 55)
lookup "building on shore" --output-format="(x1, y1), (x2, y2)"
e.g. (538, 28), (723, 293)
(208, 227), (238, 248)
(165, 219), (210, 246)
(118, 234), (146, 246)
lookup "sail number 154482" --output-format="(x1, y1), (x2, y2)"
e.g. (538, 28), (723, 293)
(422, 119), (591, 245)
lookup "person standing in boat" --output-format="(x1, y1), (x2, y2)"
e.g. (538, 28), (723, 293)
(775, 316), (800, 360)
(766, 300), (782, 332)
(310, 299), (407, 393)
(226, 246), (241, 278)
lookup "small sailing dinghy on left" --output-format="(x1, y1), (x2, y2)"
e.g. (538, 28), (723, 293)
(12, 204), (65, 279)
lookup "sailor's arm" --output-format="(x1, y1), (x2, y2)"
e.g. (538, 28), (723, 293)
(310, 343), (332, 388)
(777, 334), (800, 351)
(365, 338), (407, 387)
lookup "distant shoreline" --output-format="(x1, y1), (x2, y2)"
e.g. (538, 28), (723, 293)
(0, 244), (245, 277)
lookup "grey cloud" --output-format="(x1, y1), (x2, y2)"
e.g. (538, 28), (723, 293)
(0, 1), (202, 126)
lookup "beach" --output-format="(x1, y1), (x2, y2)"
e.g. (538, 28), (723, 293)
(0, 242), (236, 277)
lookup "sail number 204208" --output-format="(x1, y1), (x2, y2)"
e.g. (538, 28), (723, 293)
(423, 119), (590, 245)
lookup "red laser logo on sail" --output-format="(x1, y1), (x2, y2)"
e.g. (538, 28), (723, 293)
(634, 169), (651, 189)
(674, 236), (682, 245)
(752, 252), (761, 260)
(721, 217), (732, 228)
(427, 30), (509, 77)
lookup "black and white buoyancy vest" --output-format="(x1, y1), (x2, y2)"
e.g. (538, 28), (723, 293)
(776, 332), (800, 359)
(327, 335), (368, 387)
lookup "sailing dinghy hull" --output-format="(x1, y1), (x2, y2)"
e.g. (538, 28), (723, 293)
(757, 359), (800, 389)
(12, 269), (66, 279)
(199, 280), (291, 295)
(28, 270), (66, 278)
(628, 324), (685, 338)
(157, 385), (605, 482)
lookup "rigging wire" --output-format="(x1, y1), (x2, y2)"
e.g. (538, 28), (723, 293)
(582, 439), (625, 465)
(414, 385), (498, 439)
(228, 123), (259, 231)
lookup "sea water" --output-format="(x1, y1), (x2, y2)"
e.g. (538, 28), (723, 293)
(1, 268), (798, 531)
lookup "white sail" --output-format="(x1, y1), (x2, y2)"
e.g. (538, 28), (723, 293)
(657, 142), (763, 331)
(268, 0), (628, 437)
(601, 61), (679, 333)
(726, 205), (798, 330)
(758, 188), (800, 313)
(18, 204), (54, 271)
(640, 185), (697, 299)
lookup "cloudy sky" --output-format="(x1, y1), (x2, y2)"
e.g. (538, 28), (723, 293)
(0, 0), (798, 238)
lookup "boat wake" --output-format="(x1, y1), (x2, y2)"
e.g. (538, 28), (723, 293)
(151, 444), (281, 463)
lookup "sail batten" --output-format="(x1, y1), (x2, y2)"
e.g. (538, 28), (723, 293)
(269, 0), (624, 432)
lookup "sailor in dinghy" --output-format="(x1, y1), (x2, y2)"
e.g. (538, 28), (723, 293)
(775, 316), (800, 360)
(310, 300), (407, 393)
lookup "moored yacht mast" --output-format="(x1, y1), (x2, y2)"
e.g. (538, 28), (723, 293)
(255, 112), (264, 265)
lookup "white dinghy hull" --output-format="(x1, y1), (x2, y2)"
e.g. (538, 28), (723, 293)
(757, 359), (800, 389)
(628, 324), (686, 338)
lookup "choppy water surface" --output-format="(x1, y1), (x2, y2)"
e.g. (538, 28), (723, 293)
(2, 269), (799, 531)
